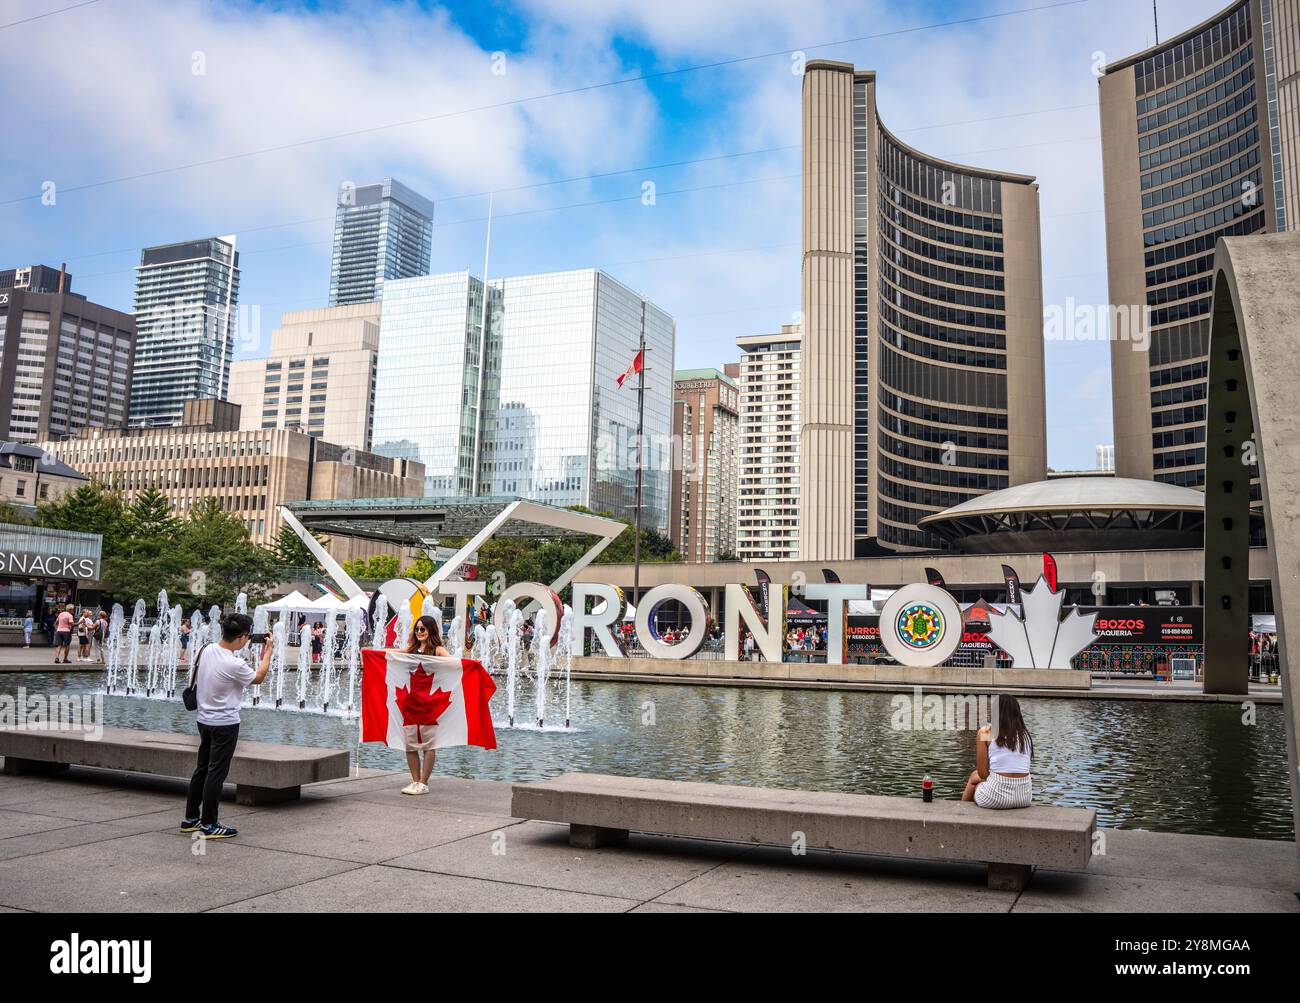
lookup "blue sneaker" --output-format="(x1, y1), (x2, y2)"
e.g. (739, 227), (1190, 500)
(180, 817), (202, 833)
(200, 822), (238, 839)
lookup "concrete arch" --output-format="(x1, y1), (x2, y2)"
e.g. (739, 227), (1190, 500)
(1203, 232), (1300, 845)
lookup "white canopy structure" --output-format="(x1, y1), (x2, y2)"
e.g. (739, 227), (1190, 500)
(305, 592), (368, 613)
(256, 590), (322, 615)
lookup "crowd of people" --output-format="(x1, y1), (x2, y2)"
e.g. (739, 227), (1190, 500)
(36, 605), (110, 665)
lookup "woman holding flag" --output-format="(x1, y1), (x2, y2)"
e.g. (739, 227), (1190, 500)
(400, 616), (450, 796)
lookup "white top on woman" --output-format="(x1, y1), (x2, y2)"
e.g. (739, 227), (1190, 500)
(987, 736), (1032, 775)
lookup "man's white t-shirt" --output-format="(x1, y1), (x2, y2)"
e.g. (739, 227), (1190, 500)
(194, 643), (255, 726)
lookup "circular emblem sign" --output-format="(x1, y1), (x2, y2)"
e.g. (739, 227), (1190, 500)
(879, 584), (963, 667)
(896, 602), (946, 650)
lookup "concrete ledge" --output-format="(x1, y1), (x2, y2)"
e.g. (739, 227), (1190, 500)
(0, 725), (348, 799)
(575, 656), (1087, 690)
(512, 772), (1096, 891)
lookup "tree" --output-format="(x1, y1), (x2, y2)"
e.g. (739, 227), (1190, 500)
(402, 553), (436, 581)
(175, 498), (280, 609)
(107, 489), (186, 607)
(342, 553), (401, 581)
(0, 501), (31, 525)
(268, 524), (328, 571)
(36, 482), (127, 547)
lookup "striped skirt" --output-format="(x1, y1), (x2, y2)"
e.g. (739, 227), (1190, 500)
(974, 773), (1032, 809)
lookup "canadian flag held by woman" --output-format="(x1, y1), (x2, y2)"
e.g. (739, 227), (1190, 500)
(361, 649), (497, 751)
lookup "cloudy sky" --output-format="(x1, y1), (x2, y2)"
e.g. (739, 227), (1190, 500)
(0, 0), (1231, 469)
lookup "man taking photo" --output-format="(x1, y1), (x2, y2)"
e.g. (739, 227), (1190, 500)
(181, 613), (271, 839)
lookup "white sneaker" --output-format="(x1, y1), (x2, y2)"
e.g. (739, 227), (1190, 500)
(414, 783), (430, 795)
(400, 782), (422, 795)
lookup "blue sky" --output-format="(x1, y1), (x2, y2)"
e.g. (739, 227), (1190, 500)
(0, 0), (1231, 469)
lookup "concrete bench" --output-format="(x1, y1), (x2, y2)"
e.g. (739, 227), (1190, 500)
(511, 772), (1096, 891)
(0, 725), (349, 805)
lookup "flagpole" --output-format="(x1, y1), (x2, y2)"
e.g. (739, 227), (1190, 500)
(633, 302), (647, 611)
(471, 192), (493, 495)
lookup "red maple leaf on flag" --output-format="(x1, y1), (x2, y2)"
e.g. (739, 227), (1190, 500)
(395, 667), (452, 727)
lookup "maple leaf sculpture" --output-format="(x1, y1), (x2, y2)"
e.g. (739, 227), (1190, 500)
(986, 574), (1098, 669)
(395, 666), (452, 727)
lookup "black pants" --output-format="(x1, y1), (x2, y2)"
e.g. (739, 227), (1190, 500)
(185, 722), (239, 826)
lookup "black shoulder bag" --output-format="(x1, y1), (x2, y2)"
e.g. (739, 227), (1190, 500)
(182, 643), (209, 711)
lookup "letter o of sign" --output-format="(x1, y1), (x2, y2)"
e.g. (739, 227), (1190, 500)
(494, 582), (564, 648)
(879, 584), (963, 667)
(635, 584), (710, 659)
(373, 578), (429, 630)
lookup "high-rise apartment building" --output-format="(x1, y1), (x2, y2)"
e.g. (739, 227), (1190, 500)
(736, 327), (801, 562)
(329, 179), (434, 307)
(670, 369), (740, 563)
(1101, 0), (1300, 485)
(229, 303), (380, 451)
(129, 236), (240, 428)
(42, 399), (423, 557)
(371, 269), (675, 531)
(0, 273), (135, 444)
(800, 61), (1048, 557)
(1096, 444), (1116, 472)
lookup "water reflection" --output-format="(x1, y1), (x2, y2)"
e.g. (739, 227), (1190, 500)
(2, 672), (1291, 841)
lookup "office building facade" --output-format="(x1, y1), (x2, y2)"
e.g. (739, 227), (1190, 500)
(670, 369), (740, 563)
(229, 303), (380, 451)
(800, 61), (1048, 557)
(329, 179), (435, 307)
(42, 399), (423, 558)
(129, 236), (240, 428)
(1102, 0), (1300, 484)
(371, 269), (674, 531)
(737, 327), (802, 562)
(0, 265), (68, 295)
(0, 278), (135, 444)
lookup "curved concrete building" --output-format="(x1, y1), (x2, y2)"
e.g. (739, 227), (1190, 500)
(800, 61), (1047, 559)
(1101, 0), (1300, 486)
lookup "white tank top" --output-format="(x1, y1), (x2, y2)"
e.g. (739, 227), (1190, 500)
(988, 735), (1032, 775)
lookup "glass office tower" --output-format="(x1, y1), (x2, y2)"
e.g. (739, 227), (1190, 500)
(371, 272), (497, 496)
(128, 236), (239, 428)
(371, 269), (675, 532)
(329, 179), (435, 307)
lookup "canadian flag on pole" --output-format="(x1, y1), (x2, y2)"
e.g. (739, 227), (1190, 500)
(361, 650), (497, 751)
(616, 349), (644, 387)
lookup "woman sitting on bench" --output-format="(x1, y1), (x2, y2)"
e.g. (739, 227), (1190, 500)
(962, 695), (1032, 809)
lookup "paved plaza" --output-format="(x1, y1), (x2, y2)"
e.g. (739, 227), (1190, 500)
(0, 762), (1295, 913)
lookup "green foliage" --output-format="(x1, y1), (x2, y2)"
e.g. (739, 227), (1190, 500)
(36, 482), (127, 546)
(402, 553), (436, 581)
(106, 490), (187, 604)
(39, 486), (279, 612)
(175, 498), (280, 609)
(268, 524), (328, 570)
(0, 501), (32, 525)
(342, 553), (402, 581)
